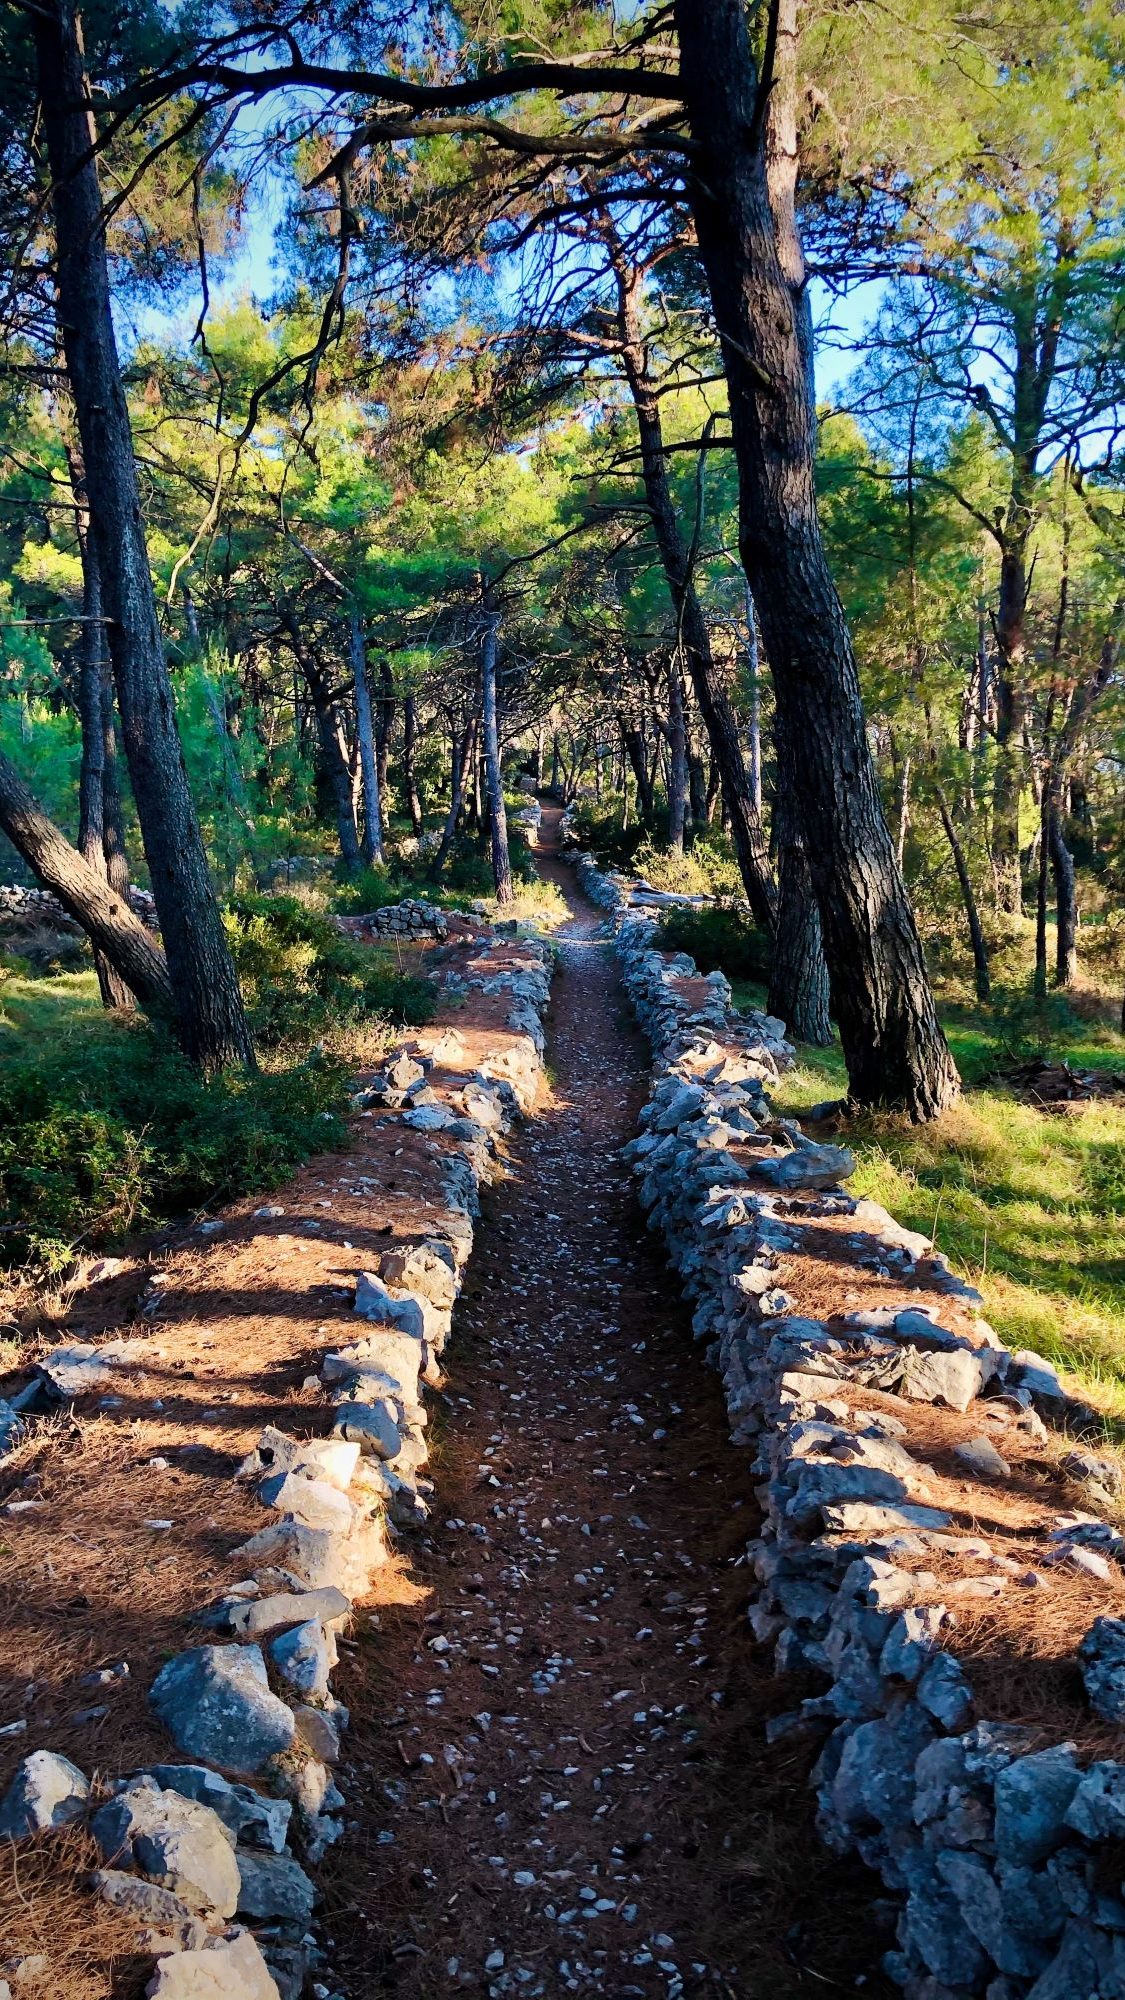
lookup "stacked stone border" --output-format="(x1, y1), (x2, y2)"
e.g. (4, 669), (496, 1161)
(570, 845), (1125, 2000)
(0, 934), (554, 2000)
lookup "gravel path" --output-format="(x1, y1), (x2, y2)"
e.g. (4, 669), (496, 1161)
(329, 821), (886, 2000)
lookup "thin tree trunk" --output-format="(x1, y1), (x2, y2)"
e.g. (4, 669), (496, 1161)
(0, 746), (173, 1015)
(431, 717), (476, 880)
(1050, 814), (1077, 987)
(403, 695), (424, 834)
(481, 605), (513, 905)
(375, 659), (395, 802)
(895, 752), (912, 870)
(667, 657), (687, 854)
(675, 0), (957, 1119)
(350, 611), (384, 866)
(768, 756), (831, 1044)
(74, 503), (133, 1010)
(618, 714), (655, 822)
(602, 228), (776, 929)
(746, 584), (763, 816)
(936, 780), (991, 1004)
(34, 0), (252, 1070)
(281, 612), (361, 871)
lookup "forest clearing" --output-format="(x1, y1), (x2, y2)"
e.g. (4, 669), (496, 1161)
(0, 3), (1123, 1997)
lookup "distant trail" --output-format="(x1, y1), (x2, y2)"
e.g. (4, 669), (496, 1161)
(330, 807), (887, 2000)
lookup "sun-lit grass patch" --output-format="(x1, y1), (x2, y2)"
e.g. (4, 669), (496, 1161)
(765, 1012), (1125, 1412)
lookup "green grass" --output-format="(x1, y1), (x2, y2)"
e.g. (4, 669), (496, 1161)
(746, 999), (1125, 1414)
(0, 897), (437, 1275)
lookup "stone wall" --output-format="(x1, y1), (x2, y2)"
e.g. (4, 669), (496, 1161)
(0, 934), (554, 2000)
(575, 853), (1125, 2000)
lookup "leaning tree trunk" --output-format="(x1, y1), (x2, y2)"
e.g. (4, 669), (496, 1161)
(0, 747), (173, 1016)
(480, 603), (514, 906)
(350, 611), (384, 867)
(73, 506), (133, 1010)
(675, 0), (958, 1120)
(604, 228), (777, 930)
(34, 0), (252, 1069)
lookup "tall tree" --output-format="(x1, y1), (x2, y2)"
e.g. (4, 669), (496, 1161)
(32, 0), (252, 1068)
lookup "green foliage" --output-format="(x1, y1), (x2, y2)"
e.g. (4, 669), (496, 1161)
(654, 904), (772, 984)
(568, 801), (653, 869)
(224, 894), (435, 1044)
(0, 989), (349, 1273)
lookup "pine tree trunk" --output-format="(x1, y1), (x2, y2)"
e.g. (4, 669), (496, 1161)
(1050, 813), (1078, 987)
(375, 660), (395, 800)
(768, 768), (831, 1044)
(0, 747), (174, 1015)
(431, 717), (476, 879)
(71, 495), (134, 1011)
(935, 777), (992, 1003)
(281, 612), (361, 871)
(350, 611), (384, 866)
(674, 0), (957, 1120)
(618, 716), (655, 822)
(403, 695), (424, 834)
(603, 229), (776, 928)
(101, 676), (131, 906)
(667, 657), (687, 854)
(481, 604), (514, 905)
(34, 0), (252, 1069)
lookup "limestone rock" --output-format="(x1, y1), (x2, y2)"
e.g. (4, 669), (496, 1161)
(92, 1780), (240, 1918)
(92, 1868), (208, 1948)
(145, 1929), (281, 1999)
(750, 1142), (855, 1192)
(993, 1746), (1082, 1865)
(331, 1396), (402, 1458)
(269, 1619), (331, 1700)
(1079, 1617), (1125, 1724)
(952, 1434), (1011, 1480)
(199, 1585), (349, 1642)
(0, 1749), (89, 1837)
(234, 1849), (316, 1925)
(145, 1767), (291, 1854)
(33, 1340), (130, 1401)
(150, 1646), (295, 1774)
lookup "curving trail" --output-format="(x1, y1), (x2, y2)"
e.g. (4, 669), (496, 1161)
(329, 811), (887, 2000)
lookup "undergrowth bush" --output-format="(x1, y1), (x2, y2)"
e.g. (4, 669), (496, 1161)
(225, 894), (434, 1044)
(0, 1028), (348, 1272)
(654, 904), (772, 983)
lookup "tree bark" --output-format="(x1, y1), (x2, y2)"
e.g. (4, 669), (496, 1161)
(1050, 813), (1077, 987)
(618, 713), (655, 822)
(481, 603), (514, 905)
(431, 717), (476, 879)
(768, 761), (832, 1044)
(0, 747), (174, 1016)
(375, 659), (395, 801)
(72, 498), (133, 1010)
(403, 694), (424, 834)
(34, 0), (253, 1070)
(666, 656), (687, 853)
(280, 611), (361, 870)
(350, 611), (384, 866)
(674, 0), (958, 1119)
(602, 228), (777, 929)
(933, 774), (991, 1003)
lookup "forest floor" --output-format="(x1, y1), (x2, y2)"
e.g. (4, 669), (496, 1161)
(326, 832), (892, 2000)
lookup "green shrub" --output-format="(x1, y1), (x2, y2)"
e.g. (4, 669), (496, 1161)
(0, 1028), (348, 1272)
(568, 801), (653, 869)
(224, 894), (434, 1044)
(654, 903), (772, 983)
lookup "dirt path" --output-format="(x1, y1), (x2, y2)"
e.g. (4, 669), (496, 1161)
(329, 816), (888, 2000)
